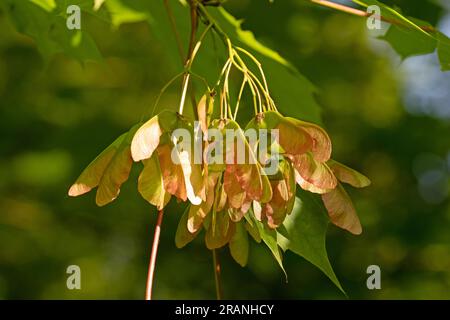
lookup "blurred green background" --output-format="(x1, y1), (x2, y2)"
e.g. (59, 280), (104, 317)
(0, 0), (449, 299)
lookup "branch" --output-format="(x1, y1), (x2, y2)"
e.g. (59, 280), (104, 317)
(163, 0), (185, 65)
(311, 0), (368, 17)
(145, 209), (164, 300)
(310, 0), (435, 33)
(179, 0), (201, 115)
(187, 0), (199, 64)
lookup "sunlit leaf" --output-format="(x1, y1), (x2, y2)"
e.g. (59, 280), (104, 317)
(277, 194), (344, 293)
(104, 0), (149, 27)
(93, 0), (106, 11)
(3, 0), (102, 63)
(31, 0), (55, 12)
(352, 0), (450, 71)
(249, 211), (286, 278)
(353, 0), (432, 35)
(382, 22), (436, 59)
(437, 32), (450, 71)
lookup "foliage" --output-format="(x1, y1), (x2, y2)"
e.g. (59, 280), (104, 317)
(0, 0), (449, 299)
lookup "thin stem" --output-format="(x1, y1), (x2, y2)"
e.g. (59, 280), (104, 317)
(163, 0), (190, 116)
(220, 89), (225, 119)
(225, 41), (275, 113)
(247, 76), (259, 115)
(211, 28), (221, 76)
(233, 50), (275, 111)
(163, 0), (185, 65)
(159, 1), (209, 118)
(212, 249), (223, 300)
(247, 75), (263, 113)
(178, 21), (212, 115)
(143, 72), (184, 121)
(197, 2), (279, 114)
(216, 58), (232, 87)
(145, 209), (164, 300)
(190, 71), (211, 91)
(227, 55), (258, 114)
(227, 56), (261, 114)
(235, 46), (277, 111)
(223, 58), (233, 119)
(197, 3), (274, 115)
(179, 0), (198, 115)
(309, 0), (435, 33)
(178, 73), (191, 114)
(234, 76), (247, 119)
(232, 51), (269, 111)
(235, 46), (270, 95)
(187, 23), (214, 70)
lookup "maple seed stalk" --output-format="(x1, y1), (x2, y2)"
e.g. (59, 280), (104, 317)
(145, 209), (164, 300)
